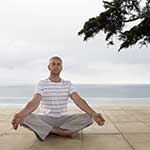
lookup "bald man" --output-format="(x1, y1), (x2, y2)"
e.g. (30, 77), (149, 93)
(11, 56), (105, 141)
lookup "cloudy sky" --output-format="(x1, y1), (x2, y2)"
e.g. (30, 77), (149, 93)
(0, 0), (150, 85)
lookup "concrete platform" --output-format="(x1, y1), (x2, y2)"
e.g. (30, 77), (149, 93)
(1, 104), (150, 150)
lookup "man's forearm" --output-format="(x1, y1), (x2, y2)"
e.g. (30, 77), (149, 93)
(19, 100), (39, 117)
(75, 98), (96, 116)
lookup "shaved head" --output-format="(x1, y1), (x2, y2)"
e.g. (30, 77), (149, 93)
(49, 56), (63, 64)
(48, 56), (63, 75)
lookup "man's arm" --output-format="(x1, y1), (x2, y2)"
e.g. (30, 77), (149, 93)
(70, 92), (96, 116)
(70, 92), (105, 125)
(11, 94), (42, 130)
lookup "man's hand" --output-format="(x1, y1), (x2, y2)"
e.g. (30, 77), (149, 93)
(11, 112), (25, 130)
(92, 113), (105, 126)
(11, 95), (41, 130)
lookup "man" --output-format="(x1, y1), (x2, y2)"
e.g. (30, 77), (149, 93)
(11, 56), (105, 141)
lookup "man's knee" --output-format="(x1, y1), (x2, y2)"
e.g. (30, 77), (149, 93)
(82, 113), (94, 124)
(23, 113), (36, 124)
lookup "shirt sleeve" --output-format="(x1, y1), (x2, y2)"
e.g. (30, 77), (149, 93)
(33, 81), (44, 97)
(69, 81), (78, 96)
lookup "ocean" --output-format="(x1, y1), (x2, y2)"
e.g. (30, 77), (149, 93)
(0, 84), (150, 105)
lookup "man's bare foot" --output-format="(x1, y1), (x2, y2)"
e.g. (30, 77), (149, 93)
(50, 127), (78, 138)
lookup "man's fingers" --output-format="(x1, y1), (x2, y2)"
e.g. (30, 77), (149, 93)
(13, 121), (19, 130)
(101, 117), (105, 122)
(12, 118), (20, 130)
(96, 115), (105, 122)
(97, 121), (104, 126)
(95, 118), (104, 125)
(11, 114), (19, 124)
(12, 122), (17, 129)
(97, 114), (105, 122)
(94, 114), (105, 126)
(11, 113), (23, 127)
(99, 122), (104, 126)
(13, 123), (18, 130)
(97, 120), (105, 126)
(11, 120), (15, 125)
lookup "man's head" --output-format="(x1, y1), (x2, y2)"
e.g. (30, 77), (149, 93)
(48, 56), (63, 75)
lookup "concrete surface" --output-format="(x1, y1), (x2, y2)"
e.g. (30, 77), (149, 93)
(1, 104), (150, 150)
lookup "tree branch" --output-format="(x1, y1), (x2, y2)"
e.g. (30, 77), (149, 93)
(124, 16), (140, 22)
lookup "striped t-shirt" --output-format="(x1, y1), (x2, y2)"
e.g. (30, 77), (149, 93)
(33, 78), (77, 117)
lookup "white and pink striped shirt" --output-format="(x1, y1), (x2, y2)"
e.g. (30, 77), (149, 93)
(33, 78), (77, 117)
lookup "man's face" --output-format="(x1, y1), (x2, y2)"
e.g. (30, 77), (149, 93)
(48, 58), (63, 75)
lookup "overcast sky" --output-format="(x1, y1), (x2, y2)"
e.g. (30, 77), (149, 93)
(0, 0), (150, 85)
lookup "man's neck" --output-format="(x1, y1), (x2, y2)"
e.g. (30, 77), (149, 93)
(49, 75), (61, 82)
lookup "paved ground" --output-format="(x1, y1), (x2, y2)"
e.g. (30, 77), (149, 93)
(1, 104), (150, 150)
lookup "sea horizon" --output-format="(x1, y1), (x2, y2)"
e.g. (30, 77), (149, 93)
(0, 83), (150, 105)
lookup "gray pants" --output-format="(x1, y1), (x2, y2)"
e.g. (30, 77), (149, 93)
(22, 113), (93, 141)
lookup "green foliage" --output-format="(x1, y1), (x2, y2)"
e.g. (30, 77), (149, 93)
(78, 0), (150, 51)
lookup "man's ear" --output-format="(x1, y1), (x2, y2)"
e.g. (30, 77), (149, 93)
(48, 65), (50, 71)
